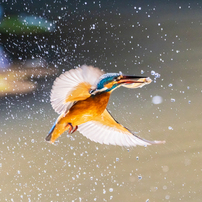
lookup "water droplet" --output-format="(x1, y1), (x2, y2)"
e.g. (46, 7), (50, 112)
(109, 188), (113, 192)
(171, 98), (175, 102)
(165, 195), (170, 200)
(116, 158), (119, 162)
(90, 24), (96, 30)
(168, 126), (173, 130)
(138, 175), (142, 180)
(152, 96), (163, 104)
(168, 83), (173, 87)
(154, 73), (161, 78)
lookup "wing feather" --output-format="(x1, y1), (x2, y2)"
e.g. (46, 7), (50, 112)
(50, 65), (104, 114)
(78, 109), (165, 147)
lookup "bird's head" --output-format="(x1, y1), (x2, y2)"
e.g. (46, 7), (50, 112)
(90, 72), (152, 95)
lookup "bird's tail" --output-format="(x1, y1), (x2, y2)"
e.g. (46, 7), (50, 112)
(45, 120), (57, 142)
(45, 115), (70, 143)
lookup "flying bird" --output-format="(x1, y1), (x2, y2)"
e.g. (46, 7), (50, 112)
(45, 65), (165, 147)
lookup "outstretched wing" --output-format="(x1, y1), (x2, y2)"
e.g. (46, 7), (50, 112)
(51, 65), (104, 114)
(78, 109), (165, 147)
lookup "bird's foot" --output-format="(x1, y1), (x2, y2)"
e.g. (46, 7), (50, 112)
(66, 123), (78, 134)
(71, 125), (78, 134)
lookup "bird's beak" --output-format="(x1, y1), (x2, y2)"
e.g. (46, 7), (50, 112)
(118, 75), (152, 89)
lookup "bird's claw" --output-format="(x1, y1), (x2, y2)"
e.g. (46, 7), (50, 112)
(66, 123), (78, 134)
(70, 125), (78, 134)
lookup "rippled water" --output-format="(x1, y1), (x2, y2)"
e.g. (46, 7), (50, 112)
(1, 1), (202, 201)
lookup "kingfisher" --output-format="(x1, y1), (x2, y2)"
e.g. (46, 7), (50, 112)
(45, 65), (165, 147)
